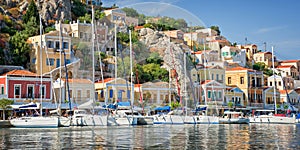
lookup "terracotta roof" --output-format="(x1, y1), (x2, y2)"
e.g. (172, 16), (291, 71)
(277, 65), (294, 69)
(135, 84), (142, 87)
(280, 60), (299, 63)
(279, 90), (292, 94)
(192, 51), (202, 54)
(226, 67), (253, 71)
(200, 80), (211, 85)
(2, 70), (38, 77)
(62, 78), (92, 84)
(95, 78), (115, 83)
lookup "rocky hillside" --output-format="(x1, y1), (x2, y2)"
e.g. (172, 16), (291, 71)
(139, 28), (196, 101)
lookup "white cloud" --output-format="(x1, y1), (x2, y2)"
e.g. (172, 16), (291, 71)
(254, 26), (287, 34)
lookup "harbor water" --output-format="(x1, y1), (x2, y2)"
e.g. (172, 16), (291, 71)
(0, 124), (299, 149)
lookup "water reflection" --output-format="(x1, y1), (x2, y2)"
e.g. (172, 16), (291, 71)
(0, 124), (299, 149)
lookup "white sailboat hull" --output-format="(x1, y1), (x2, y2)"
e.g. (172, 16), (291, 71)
(58, 116), (71, 127)
(153, 115), (184, 124)
(184, 116), (196, 124)
(219, 118), (249, 124)
(249, 115), (296, 124)
(195, 116), (219, 124)
(10, 117), (58, 128)
(71, 115), (111, 126)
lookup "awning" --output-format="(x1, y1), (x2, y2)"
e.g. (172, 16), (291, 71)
(154, 106), (171, 111)
(10, 102), (40, 109)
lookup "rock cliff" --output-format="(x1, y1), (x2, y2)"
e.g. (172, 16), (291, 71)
(19, 0), (71, 24)
(139, 28), (196, 103)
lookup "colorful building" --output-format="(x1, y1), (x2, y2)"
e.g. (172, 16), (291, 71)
(0, 70), (52, 103)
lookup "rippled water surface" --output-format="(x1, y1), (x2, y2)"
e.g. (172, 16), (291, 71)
(0, 124), (299, 149)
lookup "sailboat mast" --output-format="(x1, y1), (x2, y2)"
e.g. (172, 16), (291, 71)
(184, 52), (187, 115)
(39, 15), (43, 116)
(91, 5), (95, 114)
(129, 30), (134, 105)
(114, 23), (118, 103)
(203, 38), (207, 106)
(59, 21), (62, 112)
(272, 46), (277, 114)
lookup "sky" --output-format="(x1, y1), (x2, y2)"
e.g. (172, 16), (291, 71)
(102, 0), (300, 60)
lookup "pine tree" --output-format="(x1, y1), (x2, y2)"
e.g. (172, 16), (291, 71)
(22, 0), (39, 25)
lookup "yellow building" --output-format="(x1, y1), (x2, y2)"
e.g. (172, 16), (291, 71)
(95, 78), (134, 103)
(134, 81), (176, 106)
(192, 65), (225, 84)
(28, 31), (71, 75)
(253, 51), (274, 68)
(224, 86), (245, 106)
(225, 67), (264, 106)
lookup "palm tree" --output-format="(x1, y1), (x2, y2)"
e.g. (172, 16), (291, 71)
(0, 98), (14, 120)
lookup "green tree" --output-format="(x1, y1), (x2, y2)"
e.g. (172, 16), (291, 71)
(78, 13), (92, 23)
(71, 0), (87, 18)
(9, 32), (30, 68)
(210, 25), (221, 35)
(170, 101), (181, 110)
(22, 0), (39, 25)
(0, 98), (14, 120)
(146, 52), (163, 64)
(23, 17), (39, 37)
(122, 7), (139, 18)
(95, 10), (105, 20)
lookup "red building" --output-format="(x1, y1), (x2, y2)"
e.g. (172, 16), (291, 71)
(0, 70), (52, 103)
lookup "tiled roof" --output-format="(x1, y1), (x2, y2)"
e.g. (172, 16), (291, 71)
(279, 90), (292, 94)
(95, 78), (115, 83)
(277, 65), (294, 69)
(2, 70), (38, 77)
(135, 84), (142, 87)
(226, 67), (253, 71)
(280, 60), (300, 63)
(200, 80), (211, 85)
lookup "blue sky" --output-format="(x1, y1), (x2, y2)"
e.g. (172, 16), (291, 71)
(102, 0), (300, 60)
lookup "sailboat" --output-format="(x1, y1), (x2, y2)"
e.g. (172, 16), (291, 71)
(249, 46), (296, 124)
(69, 6), (115, 126)
(10, 16), (58, 128)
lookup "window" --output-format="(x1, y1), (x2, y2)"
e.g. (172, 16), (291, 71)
(69, 90), (73, 99)
(14, 84), (21, 97)
(63, 42), (69, 49)
(77, 90), (81, 99)
(47, 41), (54, 48)
(32, 58), (36, 64)
(40, 85), (46, 98)
(221, 75), (224, 82)
(218, 91), (222, 98)
(46, 58), (55, 66)
(208, 90), (211, 98)
(66, 59), (71, 64)
(270, 81), (272, 86)
(211, 74), (214, 80)
(87, 90), (90, 98)
(278, 81), (282, 86)
(80, 32), (83, 38)
(228, 77), (231, 84)
(216, 74), (219, 81)
(240, 77), (244, 84)
(0, 84), (4, 94)
(27, 85), (34, 99)
(56, 59), (60, 68)
(55, 41), (60, 49)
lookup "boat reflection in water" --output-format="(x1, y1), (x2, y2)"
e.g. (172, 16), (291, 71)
(0, 124), (299, 149)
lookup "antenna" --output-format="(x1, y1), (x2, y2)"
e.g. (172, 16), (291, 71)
(263, 42), (267, 52)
